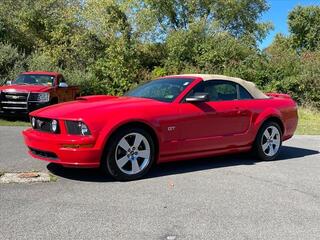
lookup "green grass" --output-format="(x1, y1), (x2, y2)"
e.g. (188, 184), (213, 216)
(0, 118), (29, 126)
(0, 107), (319, 135)
(49, 173), (58, 182)
(296, 107), (320, 135)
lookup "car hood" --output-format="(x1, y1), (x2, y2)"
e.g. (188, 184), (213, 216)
(0, 84), (51, 93)
(31, 95), (162, 119)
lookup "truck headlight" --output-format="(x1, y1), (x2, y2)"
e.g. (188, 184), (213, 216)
(65, 121), (91, 136)
(37, 93), (50, 102)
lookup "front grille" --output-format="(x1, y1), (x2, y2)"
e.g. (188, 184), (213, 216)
(32, 117), (60, 134)
(0, 91), (29, 110)
(29, 147), (58, 160)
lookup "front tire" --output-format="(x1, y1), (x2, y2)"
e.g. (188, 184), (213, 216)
(102, 127), (155, 181)
(254, 121), (282, 161)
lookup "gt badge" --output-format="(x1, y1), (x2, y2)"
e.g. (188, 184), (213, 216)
(168, 126), (176, 131)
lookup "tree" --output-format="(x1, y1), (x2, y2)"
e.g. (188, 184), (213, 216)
(288, 5), (320, 51)
(127, 0), (272, 43)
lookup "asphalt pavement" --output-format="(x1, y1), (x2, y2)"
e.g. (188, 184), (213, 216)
(0, 126), (320, 240)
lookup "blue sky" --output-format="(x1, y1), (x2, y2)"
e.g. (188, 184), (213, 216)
(260, 0), (320, 49)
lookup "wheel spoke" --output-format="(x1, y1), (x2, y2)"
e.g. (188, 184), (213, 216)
(131, 159), (140, 174)
(262, 142), (269, 151)
(138, 150), (150, 159)
(133, 134), (143, 148)
(264, 129), (271, 139)
(268, 145), (275, 156)
(118, 138), (130, 151)
(117, 156), (129, 168)
(271, 127), (277, 138)
(273, 138), (280, 146)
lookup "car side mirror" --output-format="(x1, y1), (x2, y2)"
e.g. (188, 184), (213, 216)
(185, 93), (209, 103)
(58, 82), (68, 88)
(6, 81), (12, 85)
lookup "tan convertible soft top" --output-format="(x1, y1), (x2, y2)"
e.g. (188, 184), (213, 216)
(171, 74), (268, 99)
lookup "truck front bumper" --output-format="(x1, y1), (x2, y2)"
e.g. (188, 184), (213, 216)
(0, 102), (50, 116)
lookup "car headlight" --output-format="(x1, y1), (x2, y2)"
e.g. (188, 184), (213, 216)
(37, 92), (50, 102)
(51, 119), (58, 133)
(65, 121), (91, 136)
(31, 117), (36, 128)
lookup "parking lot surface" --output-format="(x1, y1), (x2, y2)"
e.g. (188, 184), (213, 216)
(1, 126), (320, 240)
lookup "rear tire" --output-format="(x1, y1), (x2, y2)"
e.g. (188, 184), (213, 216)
(254, 121), (282, 161)
(102, 127), (155, 181)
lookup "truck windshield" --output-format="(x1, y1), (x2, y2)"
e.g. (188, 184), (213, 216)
(12, 74), (55, 86)
(126, 78), (194, 102)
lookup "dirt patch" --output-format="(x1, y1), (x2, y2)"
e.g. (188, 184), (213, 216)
(0, 172), (53, 183)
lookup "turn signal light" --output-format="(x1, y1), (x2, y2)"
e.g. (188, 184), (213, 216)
(61, 144), (94, 149)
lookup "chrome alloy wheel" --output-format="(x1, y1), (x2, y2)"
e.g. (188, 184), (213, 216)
(115, 132), (151, 175)
(261, 126), (281, 157)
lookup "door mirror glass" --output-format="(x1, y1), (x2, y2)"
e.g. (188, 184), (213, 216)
(185, 93), (209, 103)
(6, 80), (12, 85)
(58, 82), (68, 88)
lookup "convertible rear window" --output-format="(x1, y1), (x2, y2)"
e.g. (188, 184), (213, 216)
(126, 78), (194, 102)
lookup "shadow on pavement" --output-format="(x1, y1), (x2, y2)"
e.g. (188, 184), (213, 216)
(47, 164), (114, 182)
(47, 146), (319, 182)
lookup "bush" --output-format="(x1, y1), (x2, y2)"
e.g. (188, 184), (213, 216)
(0, 42), (26, 83)
(61, 69), (97, 95)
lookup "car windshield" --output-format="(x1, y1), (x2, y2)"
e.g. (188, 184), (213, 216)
(126, 78), (194, 102)
(12, 74), (55, 86)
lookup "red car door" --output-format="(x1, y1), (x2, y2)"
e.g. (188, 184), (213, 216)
(177, 80), (252, 153)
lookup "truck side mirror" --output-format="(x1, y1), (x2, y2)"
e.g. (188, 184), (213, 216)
(58, 82), (68, 88)
(6, 81), (12, 85)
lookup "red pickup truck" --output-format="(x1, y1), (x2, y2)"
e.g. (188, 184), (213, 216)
(0, 71), (80, 116)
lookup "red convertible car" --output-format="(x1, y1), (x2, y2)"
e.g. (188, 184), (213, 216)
(23, 74), (298, 180)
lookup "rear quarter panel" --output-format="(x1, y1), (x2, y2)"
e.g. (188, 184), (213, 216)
(249, 97), (298, 141)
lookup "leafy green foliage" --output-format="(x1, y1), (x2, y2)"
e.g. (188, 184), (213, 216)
(0, 1), (319, 108)
(129, 0), (271, 43)
(288, 6), (320, 51)
(0, 42), (26, 83)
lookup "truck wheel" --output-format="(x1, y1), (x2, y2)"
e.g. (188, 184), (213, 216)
(254, 121), (282, 161)
(102, 127), (155, 181)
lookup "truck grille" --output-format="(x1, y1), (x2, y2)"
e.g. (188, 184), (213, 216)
(0, 91), (29, 110)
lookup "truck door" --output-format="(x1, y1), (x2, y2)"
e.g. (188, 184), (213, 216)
(56, 76), (73, 102)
